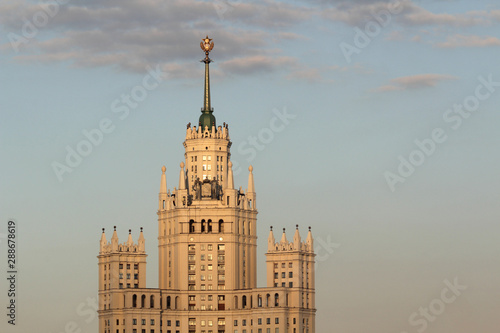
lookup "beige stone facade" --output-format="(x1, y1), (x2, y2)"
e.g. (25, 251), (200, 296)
(97, 38), (316, 333)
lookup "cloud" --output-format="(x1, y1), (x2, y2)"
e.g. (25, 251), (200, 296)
(373, 73), (457, 92)
(436, 34), (500, 48)
(0, 0), (311, 75)
(322, 0), (493, 27)
(219, 55), (296, 75)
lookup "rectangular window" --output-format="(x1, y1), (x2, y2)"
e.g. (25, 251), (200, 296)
(242, 320), (246, 326)
(218, 318), (225, 326)
(203, 155), (207, 161)
(119, 264), (123, 269)
(282, 272), (286, 278)
(201, 254), (206, 260)
(275, 318), (279, 324)
(127, 264), (131, 269)
(289, 282), (293, 288)
(151, 319), (155, 325)
(208, 244), (213, 251)
(189, 318), (196, 326)
(208, 320), (213, 327)
(176, 321), (180, 327)
(208, 155), (211, 161)
(201, 320), (206, 326)
(133, 319), (137, 325)
(289, 272), (293, 278)
(208, 264), (213, 270)
(258, 318), (262, 325)
(201, 265), (206, 271)
(142, 319), (146, 325)
(234, 320), (238, 326)
(266, 318), (271, 325)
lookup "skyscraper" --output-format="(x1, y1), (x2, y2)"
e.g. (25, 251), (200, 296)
(98, 36), (316, 333)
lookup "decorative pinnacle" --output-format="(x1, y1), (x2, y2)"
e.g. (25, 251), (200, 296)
(129, 229), (131, 234)
(102, 228), (105, 233)
(199, 35), (215, 119)
(114, 226), (116, 231)
(140, 227), (143, 232)
(200, 35), (214, 63)
(296, 224), (299, 229)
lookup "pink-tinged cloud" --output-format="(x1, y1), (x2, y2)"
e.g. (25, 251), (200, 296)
(373, 73), (457, 92)
(436, 35), (500, 48)
(219, 55), (296, 75)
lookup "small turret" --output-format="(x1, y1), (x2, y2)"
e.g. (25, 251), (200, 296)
(268, 226), (275, 251)
(293, 224), (301, 250)
(127, 229), (133, 246)
(138, 227), (145, 252)
(247, 165), (255, 193)
(179, 162), (186, 190)
(306, 226), (314, 252)
(100, 228), (107, 252)
(111, 226), (118, 251)
(227, 160), (234, 189)
(160, 166), (167, 194)
(280, 228), (288, 244)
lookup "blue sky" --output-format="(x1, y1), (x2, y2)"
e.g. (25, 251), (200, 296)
(1, 0), (499, 332)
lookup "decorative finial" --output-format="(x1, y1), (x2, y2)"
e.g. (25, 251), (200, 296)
(199, 36), (216, 129)
(228, 161), (233, 168)
(140, 227), (143, 232)
(270, 226), (273, 231)
(200, 35), (214, 62)
(309, 226), (311, 231)
(162, 166), (166, 173)
(296, 224), (299, 229)
(114, 226), (116, 231)
(102, 228), (105, 233)
(248, 165), (253, 172)
(129, 229), (131, 234)
(180, 162), (185, 169)
(283, 228), (286, 233)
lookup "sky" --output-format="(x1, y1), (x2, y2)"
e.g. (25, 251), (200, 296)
(0, 0), (499, 332)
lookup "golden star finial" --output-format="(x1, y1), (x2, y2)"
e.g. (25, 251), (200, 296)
(200, 35), (214, 54)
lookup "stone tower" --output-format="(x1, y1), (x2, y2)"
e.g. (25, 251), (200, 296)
(98, 36), (316, 333)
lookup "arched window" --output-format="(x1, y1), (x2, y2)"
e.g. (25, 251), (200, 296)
(234, 295), (238, 309)
(248, 221), (251, 235)
(286, 294), (289, 307)
(123, 295), (126, 308)
(208, 220), (212, 233)
(175, 296), (179, 309)
(141, 294), (146, 308)
(166, 296), (171, 309)
(266, 294), (270, 307)
(201, 219), (206, 233)
(132, 294), (137, 308)
(242, 295), (247, 308)
(189, 219), (195, 233)
(274, 293), (279, 307)
(242, 221), (245, 235)
(150, 295), (155, 308)
(258, 295), (262, 307)
(219, 219), (224, 233)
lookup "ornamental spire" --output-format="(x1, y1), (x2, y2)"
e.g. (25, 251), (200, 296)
(199, 36), (216, 130)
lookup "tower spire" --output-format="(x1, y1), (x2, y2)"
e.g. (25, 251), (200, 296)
(199, 36), (216, 130)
